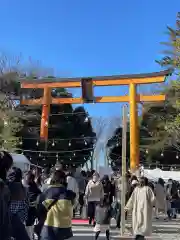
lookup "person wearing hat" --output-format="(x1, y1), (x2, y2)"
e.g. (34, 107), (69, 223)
(125, 177), (155, 239)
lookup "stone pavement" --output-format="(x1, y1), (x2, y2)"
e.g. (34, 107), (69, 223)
(72, 217), (180, 239)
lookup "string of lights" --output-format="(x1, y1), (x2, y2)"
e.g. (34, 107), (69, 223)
(7, 146), (94, 162)
(16, 147), (94, 154)
(19, 111), (90, 117)
(109, 149), (180, 159)
(3, 104), (180, 161)
(27, 154), (91, 162)
(2, 134), (180, 156)
(27, 153), (92, 158)
(18, 136), (96, 141)
(1, 137), (96, 148)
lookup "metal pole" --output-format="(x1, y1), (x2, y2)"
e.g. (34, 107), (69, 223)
(96, 155), (98, 171)
(120, 105), (128, 236)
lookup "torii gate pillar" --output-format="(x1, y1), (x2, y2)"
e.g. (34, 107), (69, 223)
(129, 83), (139, 171)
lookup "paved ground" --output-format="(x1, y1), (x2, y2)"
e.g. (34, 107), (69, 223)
(71, 218), (180, 239)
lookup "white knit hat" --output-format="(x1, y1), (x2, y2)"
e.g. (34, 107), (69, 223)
(131, 180), (138, 185)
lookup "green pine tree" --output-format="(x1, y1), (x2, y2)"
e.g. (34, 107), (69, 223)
(140, 12), (180, 164)
(0, 92), (22, 151)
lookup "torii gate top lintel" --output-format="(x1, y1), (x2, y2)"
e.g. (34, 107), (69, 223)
(21, 69), (171, 88)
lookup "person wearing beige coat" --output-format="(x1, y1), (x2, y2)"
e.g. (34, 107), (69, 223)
(84, 172), (104, 225)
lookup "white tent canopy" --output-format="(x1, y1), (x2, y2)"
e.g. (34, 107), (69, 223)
(143, 168), (180, 182)
(11, 153), (31, 172)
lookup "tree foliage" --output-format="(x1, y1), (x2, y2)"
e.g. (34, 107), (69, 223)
(107, 13), (180, 168)
(139, 12), (180, 163)
(0, 53), (96, 167)
(106, 124), (151, 170)
(0, 54), (23, 151)
(17, 104), (95, 168)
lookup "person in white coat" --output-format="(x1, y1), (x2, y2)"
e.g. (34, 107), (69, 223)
(155, 178), (167, 219)
(125, 177), (155, 239)
(66, 171), (79, 213)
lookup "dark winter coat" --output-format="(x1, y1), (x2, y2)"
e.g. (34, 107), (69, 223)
(95, 205), (112, 225)
(26, 181), (41, 226)
(0, 178), (12, 240)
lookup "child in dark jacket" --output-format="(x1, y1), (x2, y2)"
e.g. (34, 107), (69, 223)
(94, 197), (112, 240)
(24, 171), (41, 239)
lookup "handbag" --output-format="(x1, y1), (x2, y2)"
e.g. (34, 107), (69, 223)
(34, 194), (60, 236)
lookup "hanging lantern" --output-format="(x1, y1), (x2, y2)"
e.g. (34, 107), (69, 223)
(4, 120), (8, 126)
(44, 121), (48, 127)
(84, 117), (89, 123)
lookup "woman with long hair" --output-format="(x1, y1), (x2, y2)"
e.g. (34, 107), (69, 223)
(0, 151), (13, 240)
(0, 151), (30, 240)
(125, 177), (155, 239)
(8, 167), (29, 224)
(155, 178), (167, 219)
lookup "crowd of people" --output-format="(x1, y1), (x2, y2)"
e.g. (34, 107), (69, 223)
(0, 151), (180, 240)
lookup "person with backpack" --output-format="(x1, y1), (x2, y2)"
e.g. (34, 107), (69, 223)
(35, 170), (76, 240)
(94, 197), (112, 240)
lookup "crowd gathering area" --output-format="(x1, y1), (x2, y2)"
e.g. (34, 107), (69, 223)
(0, 151), (180, 240)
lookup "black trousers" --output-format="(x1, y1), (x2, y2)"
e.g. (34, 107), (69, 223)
(88, 201), (99, 223)
(79, 193), (84, 215)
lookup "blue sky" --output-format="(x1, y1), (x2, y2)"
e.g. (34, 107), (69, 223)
(0, 0), (178, 119)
